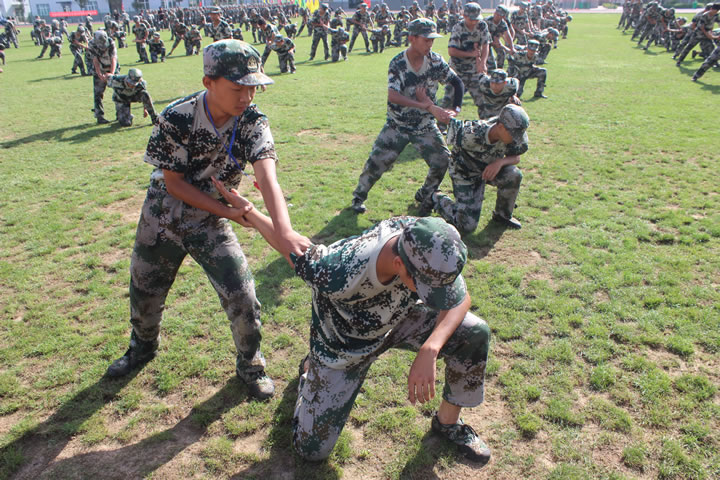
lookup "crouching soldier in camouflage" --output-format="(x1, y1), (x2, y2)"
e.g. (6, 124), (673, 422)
(350, 19), (465, 215)
(108, 68), (158, 126)
(105, 40), (310, 402)
(692, 40), (720, 81)
(424, 99), (529, 232)
(168, 21), (188, 56)
(270, 35), (296, 73)
(147, 32), (165, 63)
(213, 187), (493, 465)
(329, 26), (350, 61)
(476, 69), (521, 119)
(86, 30), (118, 124)
(507, 40), (547, 99)
(48, 36), (63, 58)
(185, 25), (202, 55)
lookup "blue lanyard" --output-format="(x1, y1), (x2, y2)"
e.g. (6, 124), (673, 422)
(203, 93), (260, 190)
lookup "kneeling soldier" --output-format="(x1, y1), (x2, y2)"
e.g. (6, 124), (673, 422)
(148, 32), (165, 63)
(108, 68), (158, 126)
(507, 40), (547, 99)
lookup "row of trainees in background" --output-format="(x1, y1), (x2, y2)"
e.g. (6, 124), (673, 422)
(619, 1), (720, 82)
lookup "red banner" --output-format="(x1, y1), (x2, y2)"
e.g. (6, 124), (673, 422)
(49, 10), (98, 18)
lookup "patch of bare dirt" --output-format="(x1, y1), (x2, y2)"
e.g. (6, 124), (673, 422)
(99, 195), (144, 226)
(486, 247), (542, 268)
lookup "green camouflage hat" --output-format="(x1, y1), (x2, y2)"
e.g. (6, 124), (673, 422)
(527, 39), (540, 50)
(209, 6), (222, 14)
(127, 68), (143, 82)
(498, 104), (530, 147)
(548, 28), (559, 37)
(463, 2), (482, 20)
(203, 40), (273, 86)
(408, 18), (442, 38)
(398, 217), (468, 311)
(495, 5), (510, 16)
(489, 69), (508, 83)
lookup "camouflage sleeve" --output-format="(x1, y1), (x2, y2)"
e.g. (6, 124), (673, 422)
(144, 118), (189, 173)
(293, 243), (354, 294)
(107, 76), (123, 89)
(242, 114), (277, 165)
(387, 56), (404, 93)
(439, 56), (459, 86)
(447, 25), (463, 50)
(478, 22), (491, 44)
(445, 118), (463, 148)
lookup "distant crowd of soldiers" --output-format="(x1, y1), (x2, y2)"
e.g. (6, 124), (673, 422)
(618, 1), (720, 81)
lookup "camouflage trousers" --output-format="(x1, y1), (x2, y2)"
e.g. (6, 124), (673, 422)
(331, 42), (347, 61)
(149, 45), (165, 63)
(487, 47), (507, 70)
(49, 44), (61, 58)
(516, 67), (546, 97)
(351, 122), (450, 207)
(114, 91), (156, 126)
(293, 307), (490, 461)
(309, 30), (329, 59)
(371, 37), (384, 53)
(693, 44), (720, 79)
(136, 41), (149, 62)
(169, 35), (182, 53)
(278, 51), (296, 73)
(93, 74), (109, 119)
(440, 69), (484, 111)
(185, 39), (201, 55)
(677, 36), (715, 63)
(435, 158), (523, 234)
(538, 43), (552, 63)
(129, 186), (266, 375)
(38, 41), (49, 57)
(70, 46), (86, 74)
(348, 27), (369, 52)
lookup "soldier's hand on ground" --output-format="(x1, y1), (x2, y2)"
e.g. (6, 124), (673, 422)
(407, 348), (437, 405)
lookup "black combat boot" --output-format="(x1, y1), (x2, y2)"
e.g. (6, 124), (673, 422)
(106, 331), (158, 377)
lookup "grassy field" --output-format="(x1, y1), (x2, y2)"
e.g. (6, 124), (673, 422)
(1, 13), (719, 480)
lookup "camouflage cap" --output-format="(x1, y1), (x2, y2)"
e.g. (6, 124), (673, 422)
(203, 40), (273, 86)
(548, 28), (559, 37)
(127, 68), (143, 82)
(489, 68), (508, 83)
(274, 35), (285, 43)
(133, 15), (140, 21)
(498, 104), (530, 146)
(495, 5), (510, 16)
(93, 30), (110, 48)
(677, 16), (687, 22)
(320, 2), (329, 9)
(463, 2), (483, 20)
(153, 31), (160, 37)
(398, 217), (468, 311)
(358, 2), (367, 8)
(209, 6), (222, 14)
(77, 25), (85, 31)
(527, 39), (540, 50)
(408, 18), (442, 38)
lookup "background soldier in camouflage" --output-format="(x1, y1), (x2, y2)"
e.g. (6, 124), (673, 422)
(108, 68), (158, 126)
(486, 5), (514, 70)
(507, 40), (547, 99)
(148, 32), (166, 63)
(439, 3), (489, 114)
(692, 39), (720, 81)
(36, 20), (51, 58)
(48, 36), (63, 58)
(185, 26), (202, 55)
(69, 25), (89, 75)
(348, 3), (373, 54)
(511, 2), (533, 45)
(132, 16), (150, 63)
(86, 30), (118, 124)
(426, 101), (529, 232)
(329, 26), (349, 62)
(350, 19), (465, 215)
(207, 7), (233, 42)
(370, 25), (389, 53)
(309, 3), (330, 61)
(211, 195), (492, 466)
(270, 35), (296, 73)
(675, 3), (719, 65)
(168, 21), (188, 56)
(476, 69), (521, 119)
(105, 40), (310, 402)
(376, 3), (394, 46)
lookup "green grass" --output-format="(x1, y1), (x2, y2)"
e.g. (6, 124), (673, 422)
(1, 13), (720, 480)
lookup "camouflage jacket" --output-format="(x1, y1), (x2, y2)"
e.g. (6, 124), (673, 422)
(145, 91), (277, 196)
(311, 9), (330, 32)
(148, 37), (165, 52)
(270, 37), (295, 54)
(351, 10), (372, 28)
(186, 30), (202, 43)
(174, 22), (188, 37)
(329, 28), (350, 44)
(447, 20), (490, 74)
(294, 216), (436, 369)
(446, 118), (527, 180)
(486, 16), (509, 41)
(69, 31), (88, 51)
(133, 22), (150, 41)
(694, 11), (718, 39)
(109, 74), (149, 103)
(376, 10), (394, 26)
(206, 20), (233, 41)
(330, 16), (344, 28)
(508, 48), (541, 75)
(85, 38), (118, 74)
(477, 75), (519, 118)
(386, 50), (459, 133)
(510, 11), (529, 32)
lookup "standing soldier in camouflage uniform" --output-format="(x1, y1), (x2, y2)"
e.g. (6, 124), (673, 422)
(507, 40), (547, 99)
(132, 16), (150, 63)
(348, 2), (373, 54)
(207, 7), (233, 42)
(425, 99), (529, 232)
(511, 2), (533, 45)
(148, 32), (166, 63)
(476, 69), (521, 119)
(485, 5), (514, 70)
(376, 3), (394, 46)
(86, 30), (118, 124)
(105, 40), (310, 401)
(4, 18), (18, 48)
(185, 25), (203, 55)
(69, 25), (89, 75)
(350, 19), (465, 215)
(439, 3), (490, 115)
(309, 3), (331, 61)
(107, 68), (158, 126)
(36, 20), (51, 58)
(297, 7), (310, 37)
(168, 21), (188, 56)
(212, 189), (492, 465)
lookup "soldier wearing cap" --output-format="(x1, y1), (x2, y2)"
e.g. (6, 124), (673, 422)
(425, 101), (529, 231)
(69, 25), (89, 76)
(107, 68), (158, 126)
(185, 25), (203, 56)
(328, 25), (350, 61)
(207, 6), (233, 42)
(168, 21), (188, 56)
(692, 36), (720, 81)
(270, 35), (296, 73)
(348, 2), (373, 54)
(376, 3), (395, 46)
(213, 180), (493, 464)
(476, 69), (521, 119)
(675, 3), (719, 65)
(85, 30), (118, 124)
(486, 5), (515, 70)
(511, 2), (533, 45)
(132, 15), (150, 64)
(350, 18), (465, 215)
(439, 3), (490, 114)
(507, 40), (547, 99)
(105, 40), (311, 401)
(309, 3), (331, 61)
(148, 32), (166, 63)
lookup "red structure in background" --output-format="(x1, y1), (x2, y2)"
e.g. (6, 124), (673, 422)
(49, 10), (98, 17)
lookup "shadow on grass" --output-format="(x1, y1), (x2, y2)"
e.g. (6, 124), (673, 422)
(0, 123), (120, 149)
(0, 371), (139, 479)
(6, 378), (249, 479)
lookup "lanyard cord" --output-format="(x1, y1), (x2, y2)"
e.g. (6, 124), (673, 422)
(203, 93), (260, 191)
